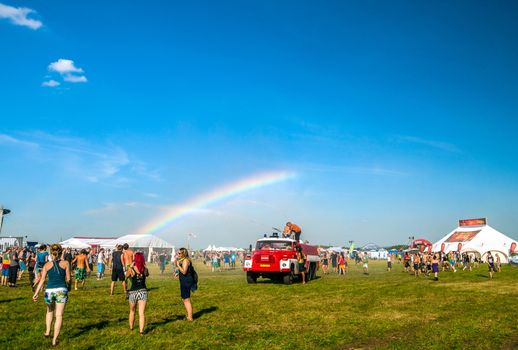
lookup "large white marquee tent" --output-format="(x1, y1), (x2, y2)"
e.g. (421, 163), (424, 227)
(102, 234), (175, 262)
(432, 222), (517, 263)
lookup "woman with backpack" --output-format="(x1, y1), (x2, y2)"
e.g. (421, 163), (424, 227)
(32, 244), (71, 347)
(176, 247), (196, 321)
(126, 252), (149, 335)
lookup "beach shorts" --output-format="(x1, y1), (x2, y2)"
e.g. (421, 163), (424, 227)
(363, 263), (368, 269)
(387, 262), (392, 268)
(112, 268), (125, 282)
(97, 263), (104, 273)
(432, 263), (439, 273)
(75, 268), (86, 281)
(44, 288), (68, 305)
(413, 263), (419, 270)
(128, 289), (148, 303)
(1, 267), (9, 277)
(488, 264), (496, 272)
(19, 261), (27, 271)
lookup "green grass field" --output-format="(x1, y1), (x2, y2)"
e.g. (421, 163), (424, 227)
(1, 261), (517, 350)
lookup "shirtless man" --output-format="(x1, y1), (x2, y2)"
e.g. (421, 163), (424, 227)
(122, 243), (134, 271)
(72, 249), (91, 290)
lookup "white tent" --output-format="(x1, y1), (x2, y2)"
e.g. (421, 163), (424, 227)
(102, 234), (175, 262)
(432, 223), (517, 263)
(60, 238), (91, 249)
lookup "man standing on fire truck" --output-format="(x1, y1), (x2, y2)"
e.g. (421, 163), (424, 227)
(283, 222), (302, 241)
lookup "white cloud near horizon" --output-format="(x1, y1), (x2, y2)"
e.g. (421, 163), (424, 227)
(0, 3), (43, 29)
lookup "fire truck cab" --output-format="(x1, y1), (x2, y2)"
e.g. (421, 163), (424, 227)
(243, 234), (320, 284)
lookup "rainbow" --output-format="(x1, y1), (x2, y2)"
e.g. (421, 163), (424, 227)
(139, 170), (296, 235)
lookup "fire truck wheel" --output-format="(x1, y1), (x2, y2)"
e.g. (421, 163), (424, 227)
(308, 262), (316, 280)
(246, 272), (257, 284)
(283, 270), (294, 285)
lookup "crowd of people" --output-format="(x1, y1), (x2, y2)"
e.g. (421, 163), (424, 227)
(318, 249), (502, 281)
(319, 251), (370, 276)
(202, 251), (245, 272)
(0, 243), (197, 346)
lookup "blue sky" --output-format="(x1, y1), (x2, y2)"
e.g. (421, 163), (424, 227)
(1, 1), (517, 248)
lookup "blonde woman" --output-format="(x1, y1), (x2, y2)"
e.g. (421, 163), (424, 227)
(33, 244), (71, 347)
(175, 248), (195, 321)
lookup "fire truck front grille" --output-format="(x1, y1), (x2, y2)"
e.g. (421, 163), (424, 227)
(254, 255), (276, 264)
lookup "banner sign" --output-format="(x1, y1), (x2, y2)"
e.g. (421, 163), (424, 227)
(459, 218), (487, 227)
(445, 230), (481, 243)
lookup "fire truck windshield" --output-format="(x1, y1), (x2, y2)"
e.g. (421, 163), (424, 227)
(256, 240), (293, 251)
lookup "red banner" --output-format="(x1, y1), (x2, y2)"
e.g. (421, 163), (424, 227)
(446, 231), (481, 243)
(459, 218), (487, 227)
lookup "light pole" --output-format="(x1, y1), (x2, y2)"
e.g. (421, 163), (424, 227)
(187, 233), (197, 251)
(0, 207), (11, 236)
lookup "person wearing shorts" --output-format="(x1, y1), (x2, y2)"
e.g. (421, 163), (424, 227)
(72, 249), (90, 290)
(362, 253), (369, 275)
(110, 245), (126, 296)
(487, 252), (496, 279)
(33, 244), (71, 347)
(126, 252), (149, 335)
(432, 254), (439, 281)
(1, 249), (10, 286)
(386, 254), (392, 272)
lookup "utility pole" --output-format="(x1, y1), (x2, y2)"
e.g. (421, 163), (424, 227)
(0, 207), (11, 236)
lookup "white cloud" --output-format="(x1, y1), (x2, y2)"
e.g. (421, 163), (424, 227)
(48, 59), (84, 74)
(63, 74), (87, 83)
(0, 133), (39, 148)
(0, 3), (43, 30)
(41, 80), (60, 87)
(45, 59), (88, 86)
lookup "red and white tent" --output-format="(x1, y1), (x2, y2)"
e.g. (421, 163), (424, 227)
(432, 220), (517, 263)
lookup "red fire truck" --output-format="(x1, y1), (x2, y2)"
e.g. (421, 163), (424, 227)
(243, 233), (320, 284)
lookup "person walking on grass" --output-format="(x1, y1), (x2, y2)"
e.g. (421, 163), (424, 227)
(126, 252), (149, 335)
(176, 248), (196, 321)
(413, 254), (420, 277)
(487, 252), (496, 279)
(122, 243), (134, 273)
(72, 249), (90, 290)
(338, 253), (346, 275)
(109, 245), (126, 296)
(34, 245), (49, 287)
(387, 253), (392, 272)
(1, 249), (10, 286)
(97, 248), (106, 280)
(432, 253), (440, 281)
(33, 244), (71, 347)
(362, 252), (369, 275)
(496, 254), (501, 272)
(8, 247), (20, 287)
